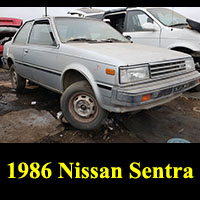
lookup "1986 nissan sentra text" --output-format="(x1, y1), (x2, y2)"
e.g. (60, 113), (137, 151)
(2, 17), (200, 130)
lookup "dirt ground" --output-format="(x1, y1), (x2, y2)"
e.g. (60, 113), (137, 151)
(1, 67), (200, 143)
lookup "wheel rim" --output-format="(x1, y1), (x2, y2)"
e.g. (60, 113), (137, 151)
(11, 69), (17, 88)
(68, 92), (99, 123)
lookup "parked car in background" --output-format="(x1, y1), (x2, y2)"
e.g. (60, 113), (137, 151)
(0, 17), (23, 67)
(103, 7), (200, 73)
(2, 16), (200, 130)
(67, 7), (105, 19)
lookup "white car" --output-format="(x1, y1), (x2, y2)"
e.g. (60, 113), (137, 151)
(103, 7), (200, 74)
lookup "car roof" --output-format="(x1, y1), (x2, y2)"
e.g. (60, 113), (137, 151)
(104, 7), (161, 15)
(104, 7), (128, 15)
(73, 7), (104, 14)
(24, 16), (104, 23)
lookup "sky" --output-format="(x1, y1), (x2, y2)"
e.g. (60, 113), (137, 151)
(0, 7), (200, 22)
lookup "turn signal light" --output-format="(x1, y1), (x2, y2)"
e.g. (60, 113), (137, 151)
(106, 68), (115, 75)
(198, 79), (200, 83)
(142, 94), (151, 102)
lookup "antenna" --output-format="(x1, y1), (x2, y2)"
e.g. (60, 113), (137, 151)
(45, 7), (48, 16)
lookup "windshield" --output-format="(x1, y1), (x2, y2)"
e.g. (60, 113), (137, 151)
(54, 17), (128, 43)
(147, 8), (187, 27)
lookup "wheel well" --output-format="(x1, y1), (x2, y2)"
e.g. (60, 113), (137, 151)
(171, 47), (194, 55)
(63, 70), (89, 91)
(7, 58), (14, 68)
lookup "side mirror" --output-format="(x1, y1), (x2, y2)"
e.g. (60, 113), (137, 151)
(142, 23), (157, 31)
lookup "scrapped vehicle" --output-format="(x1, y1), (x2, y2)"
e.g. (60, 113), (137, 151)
(0, 17), (23, 67)
(103, 7), (200, 72)
(67, 7), (105, 19)
(2, 16), (200, 130)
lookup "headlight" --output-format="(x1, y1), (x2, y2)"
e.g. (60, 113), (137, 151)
(185, 58), (195, 71)
(120, 65), (150, 84)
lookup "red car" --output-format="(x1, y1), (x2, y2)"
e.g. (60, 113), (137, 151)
(0, 17), (23, 66)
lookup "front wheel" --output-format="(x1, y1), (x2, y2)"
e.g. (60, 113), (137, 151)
(194, 85), (200, 92)
(61, 80), (108, 130)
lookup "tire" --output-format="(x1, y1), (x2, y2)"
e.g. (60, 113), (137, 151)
(194, 85), (200, 92)
(61, 80), (108, 130)
(10, 64), (26, 93)
(0, 60), (2, 68)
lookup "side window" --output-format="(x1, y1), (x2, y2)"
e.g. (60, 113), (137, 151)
(14, 21), (33, 44)
(105, 13), (126, 33)
(29, 20), (56, 46)
(126, 11), (154, 32)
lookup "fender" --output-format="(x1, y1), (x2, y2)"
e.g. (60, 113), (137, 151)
(4, 43), (16, 68)
(61, 63), (103, 106)
(167, 41), (200, 53)
(6, 55), (15, 69)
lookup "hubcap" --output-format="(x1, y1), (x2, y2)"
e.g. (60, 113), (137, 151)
(12, 71), (17, 87)
(73, 95), (95, 118)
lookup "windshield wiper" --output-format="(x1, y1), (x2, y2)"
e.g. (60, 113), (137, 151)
(66, 38), (99, 43)
(170, 23), (188, 27)
(100, 38), (126, 43)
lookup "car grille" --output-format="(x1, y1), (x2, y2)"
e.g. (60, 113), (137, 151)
(150, 60), (186, 79)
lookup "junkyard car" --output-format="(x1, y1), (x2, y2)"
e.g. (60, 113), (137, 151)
(103, 7), (200, 72)
(67, 7), (104, 19)
(2, 16), (200, 130)
(0, 17), (23, 67)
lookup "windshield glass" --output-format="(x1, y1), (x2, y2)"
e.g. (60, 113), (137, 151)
(54, 17), (128, 43)
(147, 8), (187, 27)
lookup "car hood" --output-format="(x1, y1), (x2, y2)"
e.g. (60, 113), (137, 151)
(62, 42), (190, 66)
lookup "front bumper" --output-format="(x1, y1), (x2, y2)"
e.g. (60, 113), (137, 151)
(109, 71), (200, 113)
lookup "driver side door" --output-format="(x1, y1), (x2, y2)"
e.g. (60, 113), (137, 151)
(123, 10), (161, 47)
(23, 20), (60, 91)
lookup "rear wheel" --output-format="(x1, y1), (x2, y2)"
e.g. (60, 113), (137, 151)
(10, 64), (26, 93)
(61, 80), (108, 130)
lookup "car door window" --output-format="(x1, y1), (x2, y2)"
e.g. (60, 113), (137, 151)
(29, 20), (56, 46)
(126, 10), (153, 32)
(105, 13), (126, 33)
(13, 21), (33, 44)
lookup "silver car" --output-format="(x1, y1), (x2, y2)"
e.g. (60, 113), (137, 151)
(2, 16), (200, 130)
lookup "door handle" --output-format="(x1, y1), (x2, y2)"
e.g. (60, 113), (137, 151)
(24, 49), (29, 54)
